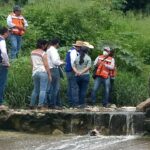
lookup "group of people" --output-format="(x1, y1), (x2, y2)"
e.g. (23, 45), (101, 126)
(0, 5), (116, 110)
(30, 39), (116, 109)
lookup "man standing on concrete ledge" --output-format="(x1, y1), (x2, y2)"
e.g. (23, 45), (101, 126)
(47, 38), (65, 109)
(7, 5), (28, 59)
(0, 27), (10, 109)
(65, 41), (83, 107)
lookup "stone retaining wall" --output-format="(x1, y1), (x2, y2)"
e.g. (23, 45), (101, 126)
(0, 109), (145, 135)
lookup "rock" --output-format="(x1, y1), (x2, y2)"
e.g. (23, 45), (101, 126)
(84, 106), (99, 112)
(89, 128), (100, 136)
(109, 104), (117, 109)
(145, 108), (150, 118)
(136, 98), (150, 112)
(119, 106), (136, 112)
(144, 119), (150, 133)
(52, 129), (64, 135)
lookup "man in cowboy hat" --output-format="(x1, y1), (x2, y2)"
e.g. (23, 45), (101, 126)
(65, 40), (83, 107)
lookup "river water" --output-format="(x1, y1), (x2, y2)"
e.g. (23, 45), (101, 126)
(0, 131), (149, 150)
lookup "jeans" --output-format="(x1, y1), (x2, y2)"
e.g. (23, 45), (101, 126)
(66, 71), (79, 107)
(9, 34), (22, 59)
(30, 72), (48, 106)
(91, 76), (110, 107)
(47, 68), (61, 107)
(76, 74), (90, 105)
(0, 65), (8, 105)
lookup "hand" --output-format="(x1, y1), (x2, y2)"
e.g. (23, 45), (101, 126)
(60, 61), (65, 66)
(16, 26), (25, 31)
(76, 71), (82, 76)
(48, 75), (52, 82)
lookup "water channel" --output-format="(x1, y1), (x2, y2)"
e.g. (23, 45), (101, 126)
(0, 131), (149, 150)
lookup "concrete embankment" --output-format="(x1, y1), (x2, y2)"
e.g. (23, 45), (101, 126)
(0, 107), (146, 135)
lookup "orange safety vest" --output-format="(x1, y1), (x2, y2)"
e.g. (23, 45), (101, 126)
(95, 55), (113, 79)
(10, 13), (25, 36)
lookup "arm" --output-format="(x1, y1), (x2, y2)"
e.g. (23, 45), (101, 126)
(80, 57), (92, 75)
(93, 56), (99, 66)
(30, 57), (33, 67)
(0, 40), (10, 66)
(43, 54), (52, 81)
(70, 50), (78, 67)
(23, 17), (28, 28)
(72, 59), (79, 75)
(7, 15), (15, 28)
(105, 58), (115, 70)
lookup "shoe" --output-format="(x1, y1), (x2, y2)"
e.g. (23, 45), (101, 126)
(37, 106), (48, 111)
(29, 106), (35, 110)
(55, 106), (63, 110)
(48, 105), (55, 109)
(103, 103), (111, 108)
(77, 104), (85, 109)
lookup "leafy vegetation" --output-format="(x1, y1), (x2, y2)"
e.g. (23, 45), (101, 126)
(0, 0), (150, 107)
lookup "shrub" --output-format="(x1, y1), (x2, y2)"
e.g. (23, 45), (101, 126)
(5, 57), (32, 108)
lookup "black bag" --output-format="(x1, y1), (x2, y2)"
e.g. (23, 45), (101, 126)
(92, 66), (98, 79)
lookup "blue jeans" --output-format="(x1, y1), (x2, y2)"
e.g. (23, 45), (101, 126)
(91, 76), (110, 107)
(66, 71), (79, 107)
(30, 72), (48, 106)
(76, 74), (90, 105)
(0, 65), (8, 105)
(9, 34), (22, 59)
(47, 68), (61, 107)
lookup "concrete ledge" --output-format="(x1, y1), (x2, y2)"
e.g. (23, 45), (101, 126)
(0, 109), (145, 135)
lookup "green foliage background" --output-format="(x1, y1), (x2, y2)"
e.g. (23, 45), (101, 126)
(0, 0), (150, 108)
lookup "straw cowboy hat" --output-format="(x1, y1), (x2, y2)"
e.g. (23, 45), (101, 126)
(83, 41), (94, 49)
(72, 41), (84, 47)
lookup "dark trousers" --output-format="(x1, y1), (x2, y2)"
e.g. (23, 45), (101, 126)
(66, 71), (79, 106)
(0, 65), (8, 105)
(76, 74), (90, 105)
(47, 68), (61, 106)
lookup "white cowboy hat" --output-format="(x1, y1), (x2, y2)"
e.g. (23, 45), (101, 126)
(72, 41), (84, 47)
(83, 41), (94, 49)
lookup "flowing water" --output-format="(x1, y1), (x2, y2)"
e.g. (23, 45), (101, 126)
(0, 131), (150, 150)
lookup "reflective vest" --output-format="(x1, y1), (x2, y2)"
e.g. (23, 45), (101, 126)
(65, 47), (76, 72)
(95, 55), (113, 78)
(10, 13), (25, 36)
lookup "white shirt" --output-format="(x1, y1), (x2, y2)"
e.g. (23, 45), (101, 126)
(46, 46), (63, 69)
(70, 48), (79, 67)
(7, 14), (28, 28)
(0, 36), (9, 66)
(31, 51), (46, 76)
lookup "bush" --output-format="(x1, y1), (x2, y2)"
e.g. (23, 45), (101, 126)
(113, 71), (148, 106)
(5, 57), (32, 108)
